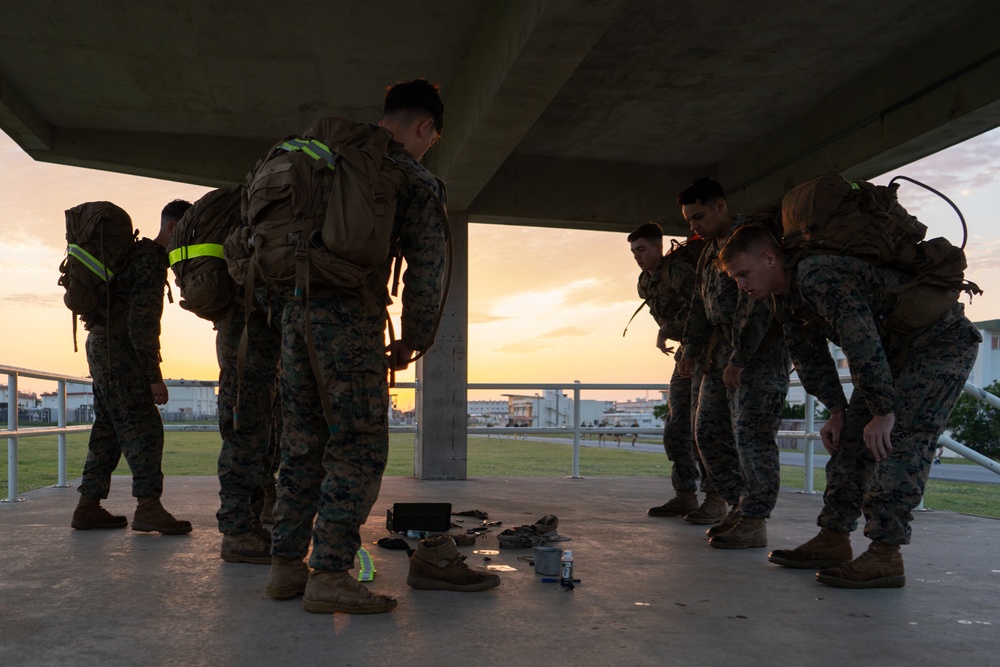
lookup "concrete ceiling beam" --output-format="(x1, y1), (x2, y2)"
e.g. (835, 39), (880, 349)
(428, 0), (629, 210)
(469, 153), (693, 236)
(0, 73), (51, 151)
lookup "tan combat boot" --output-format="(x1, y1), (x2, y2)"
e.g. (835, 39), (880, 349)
(71, 494), (128, 530)
(683, 492), (728, 524)
(647, 491), (699, 517)
(815, 541), (905, 589)
(705, 506), (741, 538)
(768, 528), (852, 569)
(221, 530), (271, 564)
(266, 556), (310, 599)
(302, 570), (397, 614)
(407, 535), (501, 591)
(132, 497), (192, 535)
(709, 516), (767, 549)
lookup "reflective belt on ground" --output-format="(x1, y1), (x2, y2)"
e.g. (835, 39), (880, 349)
(168, 243), (225, 266)
(280, 138), (337, 170)
(356, 547), (375, 581)
(67, 244), (113, 281)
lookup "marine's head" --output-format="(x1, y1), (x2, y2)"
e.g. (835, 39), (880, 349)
(717, 224), (785, 298)
(380, 78), (444, 162)
(678, 177), (731, 240)
(628, 222), (664, 273)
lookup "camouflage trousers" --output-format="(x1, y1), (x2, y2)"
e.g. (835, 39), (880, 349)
(215, 300), (280, 535)
(271, 300), (390, 572)
(663, 364), (713, 494)
(79, 334), (164, 499)
(694, 360), (788, 518)
(818, 316), (980, 544)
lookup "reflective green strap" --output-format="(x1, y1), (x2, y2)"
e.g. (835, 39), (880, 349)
(67, 244), (113, 281)
(168, 243), (225, 266)
(356, 547), (375, 581)
(281, 138), (337, 171)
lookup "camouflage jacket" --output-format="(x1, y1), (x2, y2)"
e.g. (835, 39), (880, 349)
(109, 239), (168, 384)
(682, 216), (778, 368)
(637, 248), (698, 345)
(771, 254), (916, 416)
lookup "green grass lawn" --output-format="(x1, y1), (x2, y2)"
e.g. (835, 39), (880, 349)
(3, 431), (997, 518)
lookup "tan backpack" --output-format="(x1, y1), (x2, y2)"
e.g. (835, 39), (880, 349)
(782, 175), (981, 334)
(225, 117), (412, 296)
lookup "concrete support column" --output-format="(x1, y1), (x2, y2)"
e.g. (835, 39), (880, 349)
(414, 211), (469, 479)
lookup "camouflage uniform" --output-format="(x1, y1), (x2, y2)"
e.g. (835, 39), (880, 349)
(271, 148), (449, 573)
(79, 241), (168, 500)
(775, 255), (980, 544)
(215, 292), (281, 535)
(682, 218), (789, 519)
(637, 249), (712, 494)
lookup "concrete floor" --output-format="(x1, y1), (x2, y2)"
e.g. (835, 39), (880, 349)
(1, 476), (998, 667)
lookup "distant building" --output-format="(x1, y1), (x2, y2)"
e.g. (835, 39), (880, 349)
(503, 391), (613, 428)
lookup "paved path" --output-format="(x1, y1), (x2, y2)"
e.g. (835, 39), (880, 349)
(492, 434), (1000, 485)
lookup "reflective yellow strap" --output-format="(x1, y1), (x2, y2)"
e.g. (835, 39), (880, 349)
(356, 547), (375, 581)
(168, 243), (225, 266)
(67, 244), (113, 281)
(280, 138), (337, 171)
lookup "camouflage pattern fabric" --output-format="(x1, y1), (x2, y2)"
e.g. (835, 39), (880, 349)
(78, 245), (169, 500)
(638, 249), (710, 493)
(684, 219), (789, 518)
(270, 149), (449, 572)
(775, 255), (982, 544)
(215, 296), (281, 535)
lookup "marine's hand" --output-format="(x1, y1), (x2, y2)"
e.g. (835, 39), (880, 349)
(389, 340), (415, 371)
(151, 381), (169, 405)
(722, 364), (743, 389)
(655, 334), (674, 356)
(678, 356), (694, 379)
(864, 413), (895, 462)
(820, 409), (845, 454)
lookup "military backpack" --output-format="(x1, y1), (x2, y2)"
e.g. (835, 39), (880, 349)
(167, 186), (243, 323)
(781, 174), (982, 334)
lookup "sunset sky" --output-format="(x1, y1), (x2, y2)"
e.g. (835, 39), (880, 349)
(2, 127), (999, 407)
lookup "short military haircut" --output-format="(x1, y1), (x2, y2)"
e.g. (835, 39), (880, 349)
(384, 78), (444, 133)
(678, 177), (726, 206)
(718, 224), (781, 266)
(161, 199), (193, 224)
(627, 222), (664, 243)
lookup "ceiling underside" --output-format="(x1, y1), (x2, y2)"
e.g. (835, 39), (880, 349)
(2, 0), (999, 236)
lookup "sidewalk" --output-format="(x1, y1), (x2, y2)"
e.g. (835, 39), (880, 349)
(2, 475), (998, 666)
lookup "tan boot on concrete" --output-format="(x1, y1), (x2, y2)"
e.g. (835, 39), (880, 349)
(302, 569), (397, 614)
(71, 494), (127, 530)
(132, 497), (192, 535)
(684, 492), (728, 524)
(647, 491), (699, 517)
(266, 556), (309, 600)
(816, 541), (905, 589)
(768, 528), (852, 569)
(706, 506), (741, 538)
(709, 516), (767, 549)
(407, 535), (501, 591)
(221, 530), (271, 564)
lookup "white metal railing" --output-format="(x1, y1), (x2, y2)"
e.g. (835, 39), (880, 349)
(3, 365), (998, 502)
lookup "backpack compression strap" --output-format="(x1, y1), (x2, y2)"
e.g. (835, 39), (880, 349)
(168, 243), (225, 265)
(280, 138), (338, 170)
(67, 244), (114, 281)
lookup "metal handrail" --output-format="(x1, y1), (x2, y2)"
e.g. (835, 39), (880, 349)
(4, 365), (998, 501)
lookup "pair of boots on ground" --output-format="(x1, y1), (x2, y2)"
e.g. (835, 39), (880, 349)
(266, 534), (501, 614)
(71, 494), (192, 534)
(649, 491), (767, 548)
(219, 482), (278, 564)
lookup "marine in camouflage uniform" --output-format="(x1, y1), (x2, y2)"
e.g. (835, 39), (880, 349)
(73, 200), (192, 535)
(628, 223), (715, 518)
(679, 179), (789, 547)
(214, 289), (281, 561)
(718, 225), (980, 588)
(267, 116), (449, 613)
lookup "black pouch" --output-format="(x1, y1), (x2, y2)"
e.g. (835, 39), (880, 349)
(385, 502), (452, 532)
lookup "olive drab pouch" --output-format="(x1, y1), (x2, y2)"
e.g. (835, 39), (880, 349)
(167, 186), (243, 323)
(781, 175), (981, 335)
(58, 201), (138, 350)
